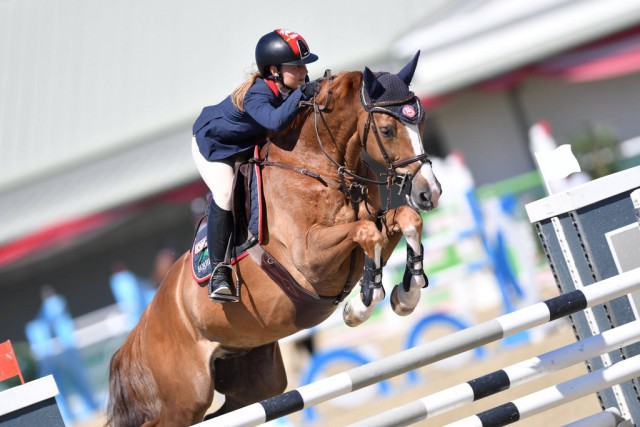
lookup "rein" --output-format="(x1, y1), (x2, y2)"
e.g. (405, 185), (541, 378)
(252, 69), (431, 218)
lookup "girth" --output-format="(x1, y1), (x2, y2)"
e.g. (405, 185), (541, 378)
(246, 245), (348, 329)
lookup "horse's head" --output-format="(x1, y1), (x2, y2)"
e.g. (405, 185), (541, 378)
(358, 51), (441, 211)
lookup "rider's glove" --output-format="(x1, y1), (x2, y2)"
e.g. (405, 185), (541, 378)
(300, 81), (319, 99)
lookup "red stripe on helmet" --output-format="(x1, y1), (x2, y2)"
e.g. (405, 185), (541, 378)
(275, 28), (304, 57)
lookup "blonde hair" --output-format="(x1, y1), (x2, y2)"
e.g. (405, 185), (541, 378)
(231, 71), (262, 111)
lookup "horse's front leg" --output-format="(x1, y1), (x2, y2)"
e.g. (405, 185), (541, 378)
(386, 206), (428, 316)
(338, 220), (387, 328)
(299, 219), (387, 327)
(342, 249), (386, 328)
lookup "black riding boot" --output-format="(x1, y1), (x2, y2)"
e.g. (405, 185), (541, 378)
(207, 199), (235, 302)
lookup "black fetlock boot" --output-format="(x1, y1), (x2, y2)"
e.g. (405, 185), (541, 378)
(207, 199), (236, 303)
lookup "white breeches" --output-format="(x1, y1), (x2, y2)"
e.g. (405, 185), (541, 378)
(191, 137), (234, 211)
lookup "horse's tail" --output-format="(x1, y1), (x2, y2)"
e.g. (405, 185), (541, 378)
(106, 320), (160, 427)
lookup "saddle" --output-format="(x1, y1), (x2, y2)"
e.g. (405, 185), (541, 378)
(191, 147), (264, 283)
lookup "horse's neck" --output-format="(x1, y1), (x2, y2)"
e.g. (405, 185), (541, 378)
(268, 110), (362, 176)
(263, 138), (321, 182)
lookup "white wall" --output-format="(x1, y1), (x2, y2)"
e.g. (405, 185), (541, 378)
(433, 90), (534, 185)
(522, 73), (640, 144)
(0, 0), (443, 191)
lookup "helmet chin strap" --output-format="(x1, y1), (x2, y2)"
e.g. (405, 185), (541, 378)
(271, 65), (294, 93)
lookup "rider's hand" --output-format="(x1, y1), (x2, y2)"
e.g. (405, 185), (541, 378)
(300, 81), (319, 99)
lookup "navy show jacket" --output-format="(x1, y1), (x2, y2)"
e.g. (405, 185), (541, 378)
(193, 78), (306, 161)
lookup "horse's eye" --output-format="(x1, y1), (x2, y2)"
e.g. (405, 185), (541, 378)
(379, 126), (395, 138)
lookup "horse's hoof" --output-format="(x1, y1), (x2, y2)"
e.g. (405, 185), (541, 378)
(390, 285), (416, 317)
(342, 302), (364, 328)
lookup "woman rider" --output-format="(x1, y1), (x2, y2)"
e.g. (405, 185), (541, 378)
(192, 29), (319, 302)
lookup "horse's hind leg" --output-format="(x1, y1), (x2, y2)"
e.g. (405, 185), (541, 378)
(143, 321), (215, 426)
(149, 346), (215, 426)
(208, 342), (287, 418)
(388, 205), (427, 316)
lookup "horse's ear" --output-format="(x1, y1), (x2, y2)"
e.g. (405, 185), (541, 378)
(397, 50), (421, 86)
(363, 66), (384, 99)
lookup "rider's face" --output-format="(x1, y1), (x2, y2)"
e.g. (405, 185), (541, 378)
(278, 64), (308, 90)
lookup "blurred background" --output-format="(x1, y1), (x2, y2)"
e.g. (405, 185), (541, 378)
(2, 0), (640, 425)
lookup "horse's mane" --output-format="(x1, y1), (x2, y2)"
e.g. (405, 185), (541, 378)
(286, 70), (363, 132)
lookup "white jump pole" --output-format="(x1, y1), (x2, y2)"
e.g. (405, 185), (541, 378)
(445, 353), (640, 427)
(349, 319), (640, 427)
(201, 268), (640, 427)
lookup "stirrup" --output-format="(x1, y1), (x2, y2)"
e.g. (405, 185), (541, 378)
(209, 264), (239, 303)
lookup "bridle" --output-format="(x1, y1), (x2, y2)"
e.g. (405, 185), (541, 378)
(251, 70), (432, 302)
(253, 69), (432, 219)
(361, 109), (432, 198)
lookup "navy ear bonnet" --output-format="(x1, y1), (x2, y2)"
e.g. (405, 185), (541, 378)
(360, 51), (424, 125)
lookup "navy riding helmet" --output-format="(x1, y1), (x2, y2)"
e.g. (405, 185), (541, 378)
(255, 29), (319, 78)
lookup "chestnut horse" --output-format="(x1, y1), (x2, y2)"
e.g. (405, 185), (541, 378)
(107, 52), (441, 427)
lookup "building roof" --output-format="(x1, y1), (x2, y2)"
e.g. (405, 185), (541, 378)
(393, 0), (640, 96)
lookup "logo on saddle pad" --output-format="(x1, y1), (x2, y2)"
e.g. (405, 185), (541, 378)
(196, 254), (211, 275)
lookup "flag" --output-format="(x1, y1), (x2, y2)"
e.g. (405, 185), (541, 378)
(0, 340), (25, 384)
(534, 144), (582, 181)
